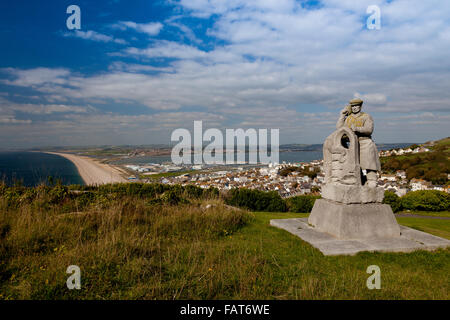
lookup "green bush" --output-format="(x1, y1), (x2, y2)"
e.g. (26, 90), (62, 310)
(401, 190), (450, 212)
(226, 188), (287, 212)
(48, 185), (69, 204)
(383, 191), (402, 213)
(97, 183), (170, 198)
(183, 185), (204, 199)
(160, 190), (183, 205)
(286, 195), (320, 213)
(74, 191), (96, 209)
(202, 187), (219, 199)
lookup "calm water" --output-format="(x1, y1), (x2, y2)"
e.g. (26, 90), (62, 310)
(0, 152), (84, 187)
(111, 151), (324, 165)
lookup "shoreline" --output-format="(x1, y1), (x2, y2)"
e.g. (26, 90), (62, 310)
(44, 152), (127, 186)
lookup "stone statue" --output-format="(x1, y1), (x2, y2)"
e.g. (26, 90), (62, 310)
(321, 98), (384, 204)
(308, 98), (400, 239)
(270, 97), (450, 254)
(336, 98), (380, 187)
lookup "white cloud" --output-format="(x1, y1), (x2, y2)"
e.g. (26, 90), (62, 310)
(12, 104), (89, 114)
(2, 0), (450, 146)
(114, 21), (163, 36)
(64, 30), (127, 44)
(0, 116), (31, 124)
(108, 61), (174, 73)
(2, 68), (70, 87)
(122, 40), (207, 60)
(165, 19), (202, 44)
(354, 93), (387, 105)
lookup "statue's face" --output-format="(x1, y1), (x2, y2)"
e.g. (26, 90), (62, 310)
(351, 104), (361, 113)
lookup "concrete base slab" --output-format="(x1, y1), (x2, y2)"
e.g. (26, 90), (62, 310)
(270, 218), (450, 256)
(308, 199), (401, 239)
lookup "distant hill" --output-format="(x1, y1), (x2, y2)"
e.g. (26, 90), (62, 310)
(381, 137), (450, 185)
(279, 143), (413, 153)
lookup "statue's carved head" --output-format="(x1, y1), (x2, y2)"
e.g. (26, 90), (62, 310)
(349, 98), (363, 114)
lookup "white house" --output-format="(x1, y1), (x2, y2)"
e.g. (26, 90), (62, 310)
(410, 179), (430, 191)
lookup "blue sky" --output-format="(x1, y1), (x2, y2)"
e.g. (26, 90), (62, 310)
(0, 0), (449, 148)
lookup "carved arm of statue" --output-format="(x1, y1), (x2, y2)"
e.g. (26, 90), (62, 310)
(336, 106), (350, 129)
(352, 114), (374, 136)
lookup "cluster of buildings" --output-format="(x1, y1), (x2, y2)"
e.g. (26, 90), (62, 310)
(378, 171), (449, 196)
(379, 146), (430, 157)
(159, 160), (323, 198)
(124, 162), (203, 180)
(124, 163), (183, 180)
(125, 163), (184, 173)
(156, 159), (448, 197)
(376, 144), (449, 194)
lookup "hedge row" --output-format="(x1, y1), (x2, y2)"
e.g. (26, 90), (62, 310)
(383, 190), (450, 212)
(226, 189), (450, 213)
(285, 195), (321, 213)
(225, 188), (320, 213)
(225, 188), (287, 212)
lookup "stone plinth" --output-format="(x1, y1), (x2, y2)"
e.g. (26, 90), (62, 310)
(308, 199), (400, 239)
(321, 184), (384, 204)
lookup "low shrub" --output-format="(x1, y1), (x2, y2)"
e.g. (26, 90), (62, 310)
(383, 191), (402, 213)
(226, 188), (287, 212)
(286, 195), (320, 213)
(401, 190), (450, 212)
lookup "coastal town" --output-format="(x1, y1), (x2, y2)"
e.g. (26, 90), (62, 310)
(121, 143), (449, 197)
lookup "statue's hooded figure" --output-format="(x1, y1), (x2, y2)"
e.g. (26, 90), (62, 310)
(337, 98), (381, 174)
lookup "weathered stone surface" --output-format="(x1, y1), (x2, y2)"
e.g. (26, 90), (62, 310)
(308, 199), (400, 239)
(321, 184), (384, 204)
(323, 126), (361, 186)
(270, 218), (450, 256)
(399, 225), (450, 248)
(337, 100), (381, 173)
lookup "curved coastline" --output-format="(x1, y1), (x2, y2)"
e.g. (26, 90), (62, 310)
(44, 152), (127, 185)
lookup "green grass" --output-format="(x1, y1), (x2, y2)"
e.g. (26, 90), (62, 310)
(0, 184), (449, 300)
(1, 197), (449, 300)
(142, 170), (195, 180)
(215, 211), (450, 299)
(397, 211), (450, 218)
(433, 137), (450, 148)
(396, 217), (450, 240)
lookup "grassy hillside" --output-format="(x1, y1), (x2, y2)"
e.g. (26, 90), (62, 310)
(381, 137), (450, 185)
(0, 183), (449, 300)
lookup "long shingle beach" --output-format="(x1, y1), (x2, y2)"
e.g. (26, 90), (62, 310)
(45, 152), (127, 185)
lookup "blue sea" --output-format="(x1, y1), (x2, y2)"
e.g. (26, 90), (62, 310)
(0, 152), (84, 187)
(111, 150), (324, 165)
